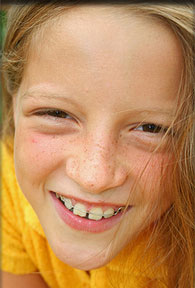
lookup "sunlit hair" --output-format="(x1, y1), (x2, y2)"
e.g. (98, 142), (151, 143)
(1, 2), (194, 287)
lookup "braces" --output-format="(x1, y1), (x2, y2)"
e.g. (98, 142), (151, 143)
(56, 194), (124, 217)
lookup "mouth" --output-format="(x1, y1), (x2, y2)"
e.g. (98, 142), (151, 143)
(50, 191), (132, 233)
(55, 192), (125, 220)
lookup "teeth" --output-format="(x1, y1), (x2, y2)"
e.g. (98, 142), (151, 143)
(73, 203), (87, 217)
(55, 193), (123, 220)
(103, 208), (114, 218)
(88, 208), (103, 220)
(60, 195), (66, 202)
(64, 198), (73, 210)
(117, 207), (123, 213)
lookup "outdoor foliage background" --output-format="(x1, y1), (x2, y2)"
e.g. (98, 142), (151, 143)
(0, 9), (7, 126)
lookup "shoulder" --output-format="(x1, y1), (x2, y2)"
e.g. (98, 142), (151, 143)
(2, 139), (15, 178)
(1, 138), (29, 232)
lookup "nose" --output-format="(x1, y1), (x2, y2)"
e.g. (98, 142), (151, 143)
(66, 135), (127, 194)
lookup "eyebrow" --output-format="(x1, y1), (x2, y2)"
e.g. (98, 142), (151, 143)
(22, 91), (174, 118)
(22, 91), (80, 108)
(114, 107), (175, 117)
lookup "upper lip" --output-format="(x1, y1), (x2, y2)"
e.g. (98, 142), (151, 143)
(50, 191), (129, 208)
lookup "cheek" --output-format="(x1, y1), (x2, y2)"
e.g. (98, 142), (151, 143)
(124, 146), (173, 205)
(14, 129), (68, 186)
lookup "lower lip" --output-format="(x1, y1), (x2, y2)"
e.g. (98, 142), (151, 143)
(50, 192), (131, 233)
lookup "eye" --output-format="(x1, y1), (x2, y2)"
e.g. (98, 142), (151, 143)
(34, 109), (73, 119)
(134, 123), (167, 134)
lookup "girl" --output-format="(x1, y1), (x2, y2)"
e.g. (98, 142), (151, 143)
(1, 1), (194, 287)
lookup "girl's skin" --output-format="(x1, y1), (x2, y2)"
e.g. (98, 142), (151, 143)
(13, 6), (183, 270)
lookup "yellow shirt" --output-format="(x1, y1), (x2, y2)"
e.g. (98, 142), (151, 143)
(1, 141), (168, 288)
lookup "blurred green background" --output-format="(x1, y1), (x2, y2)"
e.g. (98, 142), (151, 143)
(0, 9), (7, 126)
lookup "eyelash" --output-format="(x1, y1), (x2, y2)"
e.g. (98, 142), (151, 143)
(134, 123), (168, 134)
(34, 109), (73, 119)
(34, 109), (168, 134)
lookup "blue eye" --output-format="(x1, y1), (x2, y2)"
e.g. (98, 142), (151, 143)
(135, 124), (167, 134)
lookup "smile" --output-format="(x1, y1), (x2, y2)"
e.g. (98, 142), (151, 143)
(50, 191), (132, 233)
(55, 192), (124, 221)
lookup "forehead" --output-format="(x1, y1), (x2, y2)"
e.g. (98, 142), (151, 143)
(21, 5), (183, 112)
(31, 5), (182, 57)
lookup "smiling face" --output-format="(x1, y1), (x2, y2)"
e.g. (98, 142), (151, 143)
(13, 6), (183, 270)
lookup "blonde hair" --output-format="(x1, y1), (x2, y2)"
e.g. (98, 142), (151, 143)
(1, 2), (194, 287)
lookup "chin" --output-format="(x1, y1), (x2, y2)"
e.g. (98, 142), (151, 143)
(64, 257), (110, 271)
(49, 237), (112, 270)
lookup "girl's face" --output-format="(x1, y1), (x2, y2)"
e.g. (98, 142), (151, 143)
(13, 7), (183, 270)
